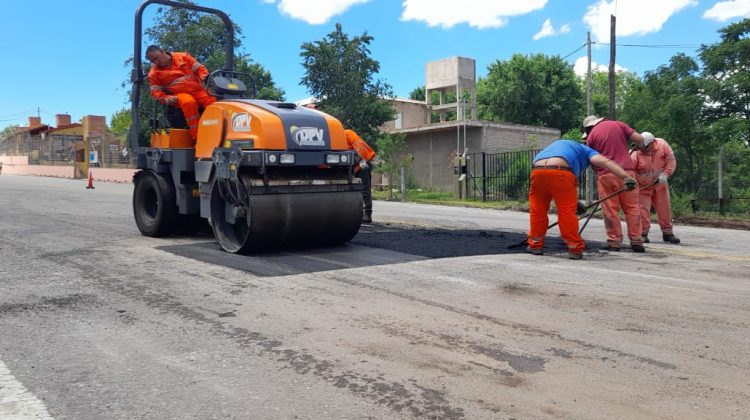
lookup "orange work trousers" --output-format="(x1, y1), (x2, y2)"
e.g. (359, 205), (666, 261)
(597, 171), (642, 248)
(528, 169), (584, 254)
(639, 182), (673, 236)
(174, 91), (216, 139)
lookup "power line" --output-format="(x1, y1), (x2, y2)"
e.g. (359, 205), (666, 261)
(0, 109), (36, 120)
(561, 43), (587, 60)
(593, 41), (701, 49)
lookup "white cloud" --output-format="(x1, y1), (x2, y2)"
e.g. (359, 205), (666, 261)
(262, 0), (368, 25)
(533, 18), (571, 40)
(573, 56), (628, 77)
(401, 0), (548, 29)
(583, 0), (697, 43)
(703, 0), (750, 21)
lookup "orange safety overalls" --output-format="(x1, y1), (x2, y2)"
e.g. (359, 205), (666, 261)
(631, 138), (677, 236)
(148, 52), (216, 139)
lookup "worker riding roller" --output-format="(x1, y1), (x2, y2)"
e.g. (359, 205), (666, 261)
(146, 45), (216, 140)
(528, 140), (637, 260)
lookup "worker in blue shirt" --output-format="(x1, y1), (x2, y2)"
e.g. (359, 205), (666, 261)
(528, 140), (637, 259)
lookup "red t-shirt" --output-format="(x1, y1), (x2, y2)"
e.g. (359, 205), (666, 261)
(585, 120), (635, 175)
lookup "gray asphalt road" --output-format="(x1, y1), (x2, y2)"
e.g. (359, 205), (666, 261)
(1, 174), (748, 419)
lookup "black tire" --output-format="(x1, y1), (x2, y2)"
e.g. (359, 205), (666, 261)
(133, 170), (177, 237)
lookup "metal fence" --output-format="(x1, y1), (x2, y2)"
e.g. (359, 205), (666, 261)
(0, 133), (132, 167)
(465, 149), (749, 216)
(466, 150), (587, 201)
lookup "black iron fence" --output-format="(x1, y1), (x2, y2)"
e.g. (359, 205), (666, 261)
(466, 150), (587, 201)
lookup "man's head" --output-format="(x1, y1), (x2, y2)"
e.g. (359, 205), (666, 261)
(581, 115), (605, 139)
(640, 132), (655, 149)
(146, 45), (171, 68)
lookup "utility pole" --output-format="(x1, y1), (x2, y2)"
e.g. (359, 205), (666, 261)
(586, 31), (592, 116)
(586, 31), (594, 205)
(608, 15), (616, 119)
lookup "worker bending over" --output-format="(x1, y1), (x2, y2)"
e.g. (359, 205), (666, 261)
(146, 45), (216, 140)
(631, 132), (680, 244)
(583, 115), (645, 252)
(345, 130), (377, 223)
(528, 140), (636, 260)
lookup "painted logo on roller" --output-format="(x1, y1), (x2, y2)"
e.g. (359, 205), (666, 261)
(290, 125), (325, 146)
(231, 113), (251, 132)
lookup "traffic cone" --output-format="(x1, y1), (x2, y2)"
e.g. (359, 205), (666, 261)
(86, 170), (95, 189)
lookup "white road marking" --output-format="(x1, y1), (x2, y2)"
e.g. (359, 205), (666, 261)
(0, 358), (53, 419)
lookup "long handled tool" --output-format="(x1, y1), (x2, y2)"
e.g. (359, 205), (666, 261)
(508, 179), (658, 250)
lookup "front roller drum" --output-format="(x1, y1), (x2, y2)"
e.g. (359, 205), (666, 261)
(209, 181), (363, 254)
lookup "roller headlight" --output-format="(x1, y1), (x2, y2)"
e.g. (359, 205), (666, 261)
(326, 154), (341, 164)
(267, 154), (277, 163)
(280, 153), (295, 164)
(341, 154), (348, 163)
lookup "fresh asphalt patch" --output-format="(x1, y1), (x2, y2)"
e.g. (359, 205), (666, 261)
(157, 222), (612, 276)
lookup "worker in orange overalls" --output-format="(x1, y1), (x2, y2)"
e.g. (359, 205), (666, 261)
(528, 140), (636, 259)
(146, 45), (216, 140)
(631, 132), (680, 244)
(345, 130), (377, 223)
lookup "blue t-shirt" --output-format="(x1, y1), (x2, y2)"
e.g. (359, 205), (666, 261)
(533, 140), (599, 177)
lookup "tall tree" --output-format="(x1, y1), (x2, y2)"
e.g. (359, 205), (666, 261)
(476, 53), (582, 133)
(699, 18), (750, 144)
(300, 23), (395, 143)
(586, 70), (642, 119)
(621, 54), (711, 194)
(109, 108), (131, 137)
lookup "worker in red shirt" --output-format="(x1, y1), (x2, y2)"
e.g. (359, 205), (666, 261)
(631, 132), (680, 244)
(345, 130), (377, 223)
(146, 45), (216, 140)
(583, 115), (646, 252)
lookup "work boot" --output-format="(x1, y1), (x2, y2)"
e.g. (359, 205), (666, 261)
(362, 212), (372, 224)
(641, 234), (650, 243)
(600, 245), (620, 252)
(526, 247), (543, 255)
(630, 244), (646, 253)
(567, 252), (583, 260)
(662, 234), (681, 244)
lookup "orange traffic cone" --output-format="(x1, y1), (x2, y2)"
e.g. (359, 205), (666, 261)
(86, 170), (95, 189)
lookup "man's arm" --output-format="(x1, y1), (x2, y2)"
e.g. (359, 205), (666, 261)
(629, 131), (645, 149)
(661, 139), (677, 177)
(147, 71), (176, 105)
(590, 154), (636, 189)
(184, 53), (209, 83)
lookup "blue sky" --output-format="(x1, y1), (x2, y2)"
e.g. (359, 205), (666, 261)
(1, 0), (749, 128)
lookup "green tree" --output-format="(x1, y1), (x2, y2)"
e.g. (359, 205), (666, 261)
(409, 86), (425, 101)
(699, 18), (750, 144)
(300, 23), (395, 143)
(621, 54), (712, 194)
(109, 108), (131, 137)
(477, 53), (582, 133)
(585, 70), (643, 119)
(375, 133), (410, 199)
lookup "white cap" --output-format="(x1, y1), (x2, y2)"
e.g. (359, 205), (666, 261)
(641, 132), (655, 147)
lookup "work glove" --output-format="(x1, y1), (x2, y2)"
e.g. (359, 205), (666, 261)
(624, 177), (637, 191)
(657, 173), (668, 184)
(576, 201), (588, 215)
(163, 95), (178, 106)
(359, 159), (369, 170)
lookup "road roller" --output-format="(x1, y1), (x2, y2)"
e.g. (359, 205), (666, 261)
(128, 0), (363, 253)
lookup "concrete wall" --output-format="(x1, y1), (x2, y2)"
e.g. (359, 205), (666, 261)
(0, 158), (135, 183)
(403, 126), (483, 191)
(480, 123), (559, 153)
(381, 100), (429, 132)
(425, 57), (475, 90)
(395, 121), (560, 192)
